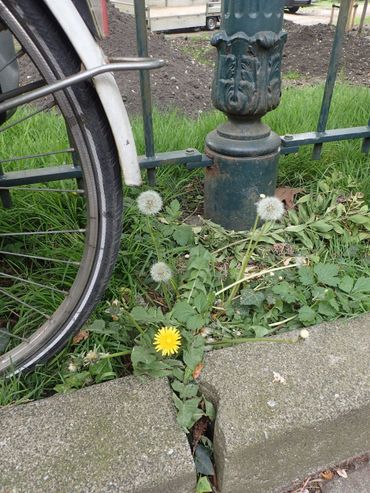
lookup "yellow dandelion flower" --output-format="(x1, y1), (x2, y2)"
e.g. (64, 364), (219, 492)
(154, 326), (181, 356)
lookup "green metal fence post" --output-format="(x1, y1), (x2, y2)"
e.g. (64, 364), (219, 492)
(204, 0), (287, 230)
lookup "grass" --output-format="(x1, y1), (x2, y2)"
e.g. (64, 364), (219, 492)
(0, 83), (369, 405)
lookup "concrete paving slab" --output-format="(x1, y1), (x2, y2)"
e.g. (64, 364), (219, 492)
(322, 464), (370, 492)
(200, 314), (370, 493)
(0, 377), (196, 493)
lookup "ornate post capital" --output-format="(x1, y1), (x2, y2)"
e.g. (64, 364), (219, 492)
(212, 0), (287, 118)
(204, 0), (287, 230)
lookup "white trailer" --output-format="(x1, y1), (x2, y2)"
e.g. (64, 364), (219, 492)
(111, 0), (222, 32)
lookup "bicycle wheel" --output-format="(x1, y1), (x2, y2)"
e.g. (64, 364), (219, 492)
(0, 0), (123, 375)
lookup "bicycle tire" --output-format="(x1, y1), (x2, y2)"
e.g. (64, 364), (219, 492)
(0, 0), (123, 375)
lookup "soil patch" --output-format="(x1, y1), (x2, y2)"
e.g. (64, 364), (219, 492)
(101, 5), (370, 117)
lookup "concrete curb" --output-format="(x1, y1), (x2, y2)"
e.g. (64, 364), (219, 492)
(0, 376), (196, 493)
(1, 314), (369, 493)
(199, 313), (370, 493)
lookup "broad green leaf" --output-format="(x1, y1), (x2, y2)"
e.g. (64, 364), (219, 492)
(131, 346), (172, 378)
(89, 319), (106, 332)
(252, 325), (269, 338)
(298, 305), (316, 325)
(183, 335), (205, 371)
(353, 277), (370, 293)
(194, 444), (215, 476)
(187, 314), (207, 331)
(131, 306), (164, 323)
(296, 232), (314, 250)
(194, 293), (210, 314)
(314, 263), (339, 287)
(196, 476), (213, 493)
(318, 302), (337, 318)
(204, 399), (216, 420)
(338, 276), (354, 294)
(171, 380), (199, 399)
(298, 266), (315, 286)
(272, 282), (299, 303)
(311, 221), (333, 233)
(173, 224), (194, 246)
(348, 214), (370, 225)
(176, 397), (203, 430)
(240, 288), (265, 307)
(172, 301), (196, 323)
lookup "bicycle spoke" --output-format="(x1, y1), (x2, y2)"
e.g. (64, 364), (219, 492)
(0, 272), (68, 294)
(0, 229), (85, 237)
(0, 101), (56, 133)
(0, 186), (84, 194)
(0, 288), (49, 318)
(0, 148), (75, 165)
(0, 250), (80, 266)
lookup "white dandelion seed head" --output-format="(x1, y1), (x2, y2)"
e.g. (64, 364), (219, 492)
(295, 256), (307, 268)
(68, 362), (78, 373)
(84, 350), (99, 364)
(200, 326), (212, 337)
(300, 329), (309, 340)
(137, 190), (163, 216)
(150, 262), (172, 283)
(256, 196), (285, 221)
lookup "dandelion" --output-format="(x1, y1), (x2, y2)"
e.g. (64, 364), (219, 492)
(154, 326), (181, 356)
(256, 196), (285, 221)
(137, 190), (163, 216)
(299, 329), (309, 340)
(295, 256), (307, 268)
(84, 350), (99, 364)
(199, 326), (212, 337)
(150, 261), (172, 283)
(68, 361), (78, 373)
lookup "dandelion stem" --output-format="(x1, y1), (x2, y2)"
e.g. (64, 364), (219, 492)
(268, 315), (297, 328)
(226, 215), (260, 304)
(215, 264), (294, 296)
(146, 217), (162, 260)
(122, 308), (145, 336)
(101, 350), (132, 359)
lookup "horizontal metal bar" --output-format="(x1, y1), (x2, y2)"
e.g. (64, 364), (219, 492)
(0, 151), (211, 189)
(0, 165), (82, 187)
(0, 58), (165, 113)
(138, 149), (210, 169)
(281, 126), (370, 154)
(186, 154), (213, 169)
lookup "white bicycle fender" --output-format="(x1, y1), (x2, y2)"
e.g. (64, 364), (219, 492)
(43, 0), (142, 186)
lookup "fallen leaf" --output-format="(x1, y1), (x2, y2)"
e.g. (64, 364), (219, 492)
(275, 187), (305, 209)
(193, 363), (205, 380)
(72, 330), (89, 345)
(321, 470), (334, 481)
(336, 469), (348, 478)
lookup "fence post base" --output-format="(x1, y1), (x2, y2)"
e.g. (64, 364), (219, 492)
(205, 119), (280, 230)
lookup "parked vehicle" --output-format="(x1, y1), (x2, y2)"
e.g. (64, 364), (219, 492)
(112, 0), (222, 32)
(285, 0), (312, 14)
